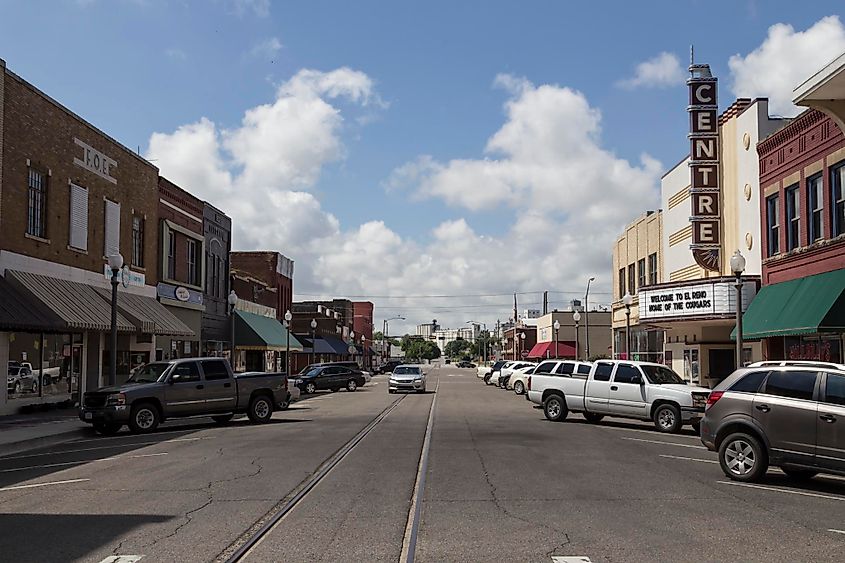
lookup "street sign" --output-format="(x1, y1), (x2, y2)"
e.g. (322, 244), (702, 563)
(348, 345), (357, 355)
(521, 350), (528, 358)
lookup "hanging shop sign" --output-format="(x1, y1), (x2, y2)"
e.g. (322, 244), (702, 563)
(688, 60), (721, 272)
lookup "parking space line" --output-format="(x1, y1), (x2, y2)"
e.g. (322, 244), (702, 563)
(1, 436), (211, 461)
(660, 454), (718, 464)
(68, 427), (208, 443)
(98, 556), (144, 563)
(623, 437), (707, 449)
(828, 529), (845, 535)
(0, 452), (167, 473)
(603, 426), (701, 440)
(0, 478), (91, 492)
(718, 480), (845, 502)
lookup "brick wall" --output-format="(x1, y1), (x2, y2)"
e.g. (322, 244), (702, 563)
(158, 177), (204, 287)
(1, 66), (159, 280)
(231, 251), (293, 322)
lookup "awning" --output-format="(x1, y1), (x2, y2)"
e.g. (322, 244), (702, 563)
(527, 341), (576, 359)
(733, 268), (845, 340)
(6, 270), (135, 332)
(234, 310), (304, 351)
(0, 275), (64, 332)
(323, 334), (352, 355)
(92, 288), (194, 337)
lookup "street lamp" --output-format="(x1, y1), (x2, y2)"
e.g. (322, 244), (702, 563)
(622, 292), (633, 360)
(585, 277), (595, 359)
(107, 253), (123, 386)
(731, 250), (747, 370)
(350, 331), (355, 361)
(228, 289), (238, 371)
(573, 310), (581, 361)
(553, 320), (561, 359)
(284, 310), (292, 375)
(310, 318), (318, 365)
(466, 321), (487, 362)
(519, 331), (526, 360)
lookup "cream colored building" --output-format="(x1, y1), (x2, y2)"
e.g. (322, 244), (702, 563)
(611, 210), (663, 361)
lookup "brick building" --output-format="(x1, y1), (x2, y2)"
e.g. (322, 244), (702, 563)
(230, 251), (294, 322)
(290, 300), (355, 370)
(0, 59), (191, 414)
(352, 301), (374, 367)
(201, 202), (231, 356)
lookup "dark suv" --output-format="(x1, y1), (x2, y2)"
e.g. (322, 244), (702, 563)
(701, 364), (845, 482)
(295, 364), (366, 394)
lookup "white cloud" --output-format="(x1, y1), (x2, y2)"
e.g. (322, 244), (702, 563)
(165, 48), (187, 61)
(249, 37), (282, 59)
(729, 15), (845, 116)
(617, 52), (686, 90)
(227, 0), (270, 17)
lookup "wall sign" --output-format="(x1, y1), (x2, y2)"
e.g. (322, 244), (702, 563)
(157, 282), (204, 306)
(174, 286), (191, 302)
(687, 60), (721, 272)
(74, 138), (117, 184)
(639, 281), (755, 321)
(103, 265), (145, 287)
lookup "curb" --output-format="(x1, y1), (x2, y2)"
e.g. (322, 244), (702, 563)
(0, 427), (91, 457)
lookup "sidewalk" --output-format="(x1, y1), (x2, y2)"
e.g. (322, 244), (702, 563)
(0, 408), (91, 456)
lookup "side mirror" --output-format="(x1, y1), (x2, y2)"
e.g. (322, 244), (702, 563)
(631, 374), (643, 385)
(170, 373), (180, 384)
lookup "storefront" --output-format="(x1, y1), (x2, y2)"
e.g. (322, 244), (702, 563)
(156, 282), (203, 361)
(232, 309), (303, 373)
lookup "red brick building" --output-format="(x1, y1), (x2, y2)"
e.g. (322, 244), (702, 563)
(352, 301), (374, 367)
(230, 251), (294, 321)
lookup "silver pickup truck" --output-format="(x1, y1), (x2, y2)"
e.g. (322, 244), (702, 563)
(79, 357), (288, 435)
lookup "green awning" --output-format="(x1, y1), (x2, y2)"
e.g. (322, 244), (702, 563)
(733, 268), (845, 340)
(234, 310), (304, 352)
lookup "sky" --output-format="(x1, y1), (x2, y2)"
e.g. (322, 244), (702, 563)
(2, 0), (845, 335)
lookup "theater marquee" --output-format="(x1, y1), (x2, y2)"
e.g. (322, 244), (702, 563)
(688, 61), (721, 272)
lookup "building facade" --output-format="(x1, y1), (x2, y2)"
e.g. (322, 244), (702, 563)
(202, 202), (231, 356)
(533, 310), (612, 361)
(433, 324), (480, 355)
(230, 251), (294, 323)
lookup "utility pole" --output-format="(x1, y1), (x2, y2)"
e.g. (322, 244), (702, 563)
(543, 291), (548, 315)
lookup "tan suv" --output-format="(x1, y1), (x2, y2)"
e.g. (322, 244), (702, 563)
(700, 363), (845, 482)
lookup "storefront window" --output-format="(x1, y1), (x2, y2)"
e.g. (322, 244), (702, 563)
(784, 335), (842, 363)
(41, 334), (79, 399)
(683, 348), (700, 384)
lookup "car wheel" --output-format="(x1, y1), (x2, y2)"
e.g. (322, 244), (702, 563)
(691, 420), (701, 435)
(653, 404), (682, 433)
(514, 381), (525, 395)
(31, 379), (39, 394)
(93, 422), (122, 436)
(13, 381), (21, 394)
(388, 389), (395, 394)
(781, 468), (818, 481)
(279, 394), (291, 410)
(346, 379), (358, 392)
(247, 394), (273, 424)
(304, 382), (317, 395)
(584, 412), (604, 424)
(128, 402), (160, 434)
(719, 432), (768, 482)
(212, 414), (234, 424)
(543, 394), (568, 422)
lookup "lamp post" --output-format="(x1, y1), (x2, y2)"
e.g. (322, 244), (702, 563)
(284, 310), (292, 375)
(585, 277), (595, 359)
(731, 250), (747, 370)
(519, 332), (526, 359)
(553, 320), (561, 359)
(228, 289), (238, 371)
(107, 253), (123, 386)
(362, 336), (367, 369)
(466, 321), (487, 362)
(573, 310), (581, 361)
(350, 331), (355, 361)
(310, 318), (318, 365)
(622, 292), (633, 360)
(383, 316), (405, 363)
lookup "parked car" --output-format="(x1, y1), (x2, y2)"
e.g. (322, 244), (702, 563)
(302, 361), (370, 385)
(478, 360), (504, 379)
(748, 360), (845, 370)
(7, 364), (38, 394)
(527, 359), (710, 433)
(498, 361), (534, 388)
(486, 361), (515, 385)
(508, 364), (537, 395)
(286, 379), (301, 408)
(295, 364), (366, 394)
(701, 365), (845, 482)
(375, 360), (403, 374)
(388, 365), (427, 393)
(456, 361), (476, 368)
(79, 358), (288, 435)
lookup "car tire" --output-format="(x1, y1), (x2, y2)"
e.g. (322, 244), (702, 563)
(247, 394), (273, 424)
(584, 412), (604, 424)
(13, 381), (21, 394)
(31, 379), (39, 394)
(346, 379), (358, 392)
(93, 422), (122, 436)
(304, 382), (316, 395)
(388, 389), (395, 394)
(653, 404), (682, 433)
(781, 467), (818, 481)
(691, 420), (701, 435)
(514, 381), (525, 395)
(543, 394), (568, 422)
(279, 394), (291, 410)
(719, 432), (768, 482)
(128, 402), (160, 434)
(212, 414), (234, 424)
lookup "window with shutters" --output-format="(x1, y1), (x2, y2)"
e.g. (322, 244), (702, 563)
(187, 238), (200, 286)
(167, 230), (176, 280)
(104, 199), (120, 258)
(68, 183), (89, 251)
(131, 216), (144, 267)
(637, 258), (646, 289)
(617, 268), (625, 299)
(648, 253), (658, 285)
(27, 167), (48, 238)
(627, 264), (636, 295)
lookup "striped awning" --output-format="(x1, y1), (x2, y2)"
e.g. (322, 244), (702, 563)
(93, 288), (195, 337)
(0, 275), (64, 332)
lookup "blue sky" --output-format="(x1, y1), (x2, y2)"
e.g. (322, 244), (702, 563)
(2, 0), (844, 330)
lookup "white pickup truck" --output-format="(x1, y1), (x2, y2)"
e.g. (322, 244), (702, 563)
(526, 359), (710, 433)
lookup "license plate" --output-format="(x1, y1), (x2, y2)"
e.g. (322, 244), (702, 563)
(84, 412), (93, 420)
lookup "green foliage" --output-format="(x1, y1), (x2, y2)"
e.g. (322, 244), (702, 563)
(444, 339), (473, 358)
(401, 337), (441, 361)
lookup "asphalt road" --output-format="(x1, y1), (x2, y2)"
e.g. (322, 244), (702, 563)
(1, 364), (844, 562)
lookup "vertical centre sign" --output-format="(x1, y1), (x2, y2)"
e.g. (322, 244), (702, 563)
(687, 62), (721, 272)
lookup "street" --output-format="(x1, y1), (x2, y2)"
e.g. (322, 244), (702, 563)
(1, 364), (844, 563)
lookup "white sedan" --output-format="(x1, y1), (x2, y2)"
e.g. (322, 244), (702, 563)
(507, 364), (536, 394)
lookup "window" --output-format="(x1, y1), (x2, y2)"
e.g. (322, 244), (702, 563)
(201, 360), (229, 381)
(728, 371), (768, 394)
(647, 253), (658, 285)
(824, 373), (845, 406)
(808, 174), (824, 242)
(766, 194), (780, 256)
(535, 362), (556, 375)
(764, 370), (817, 401)
(593, 363), (613, 381)
(786, 184), (800, 251)
(618, 268), (625, 298)
(26, 167), (47, 238)
(554, 362), (574, 375)
(186, 239), (201, 286)
(614, 364), (641, 384)
(171, 362), (201, 382)
(627, 264), (636, 295)
(68, 183), (88, 251)
(132, 216), (144, 267)
(167, 231), (176, 280)
(577, 364), (591, 375)
(833, 162), (845, 237)
(637, 258), (646, 289)
(104, 199), (120, 258)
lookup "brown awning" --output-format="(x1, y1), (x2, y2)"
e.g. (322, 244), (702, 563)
(0, 275), (64, 332)
(93, 288), (195, 337)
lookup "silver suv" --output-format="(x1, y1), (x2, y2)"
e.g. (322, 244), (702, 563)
(700, 365), (845, 482)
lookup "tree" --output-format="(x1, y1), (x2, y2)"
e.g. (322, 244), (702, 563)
(444, 339), (472, 359)
(400, 338), (440, 362)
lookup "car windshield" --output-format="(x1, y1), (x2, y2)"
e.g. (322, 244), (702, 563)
(303, 367), (323, 377)
(641, 365), (685, 385)
(126, 363), (171, 384)
(7, 367), (21, 376)
(394, 367), (421, 375)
